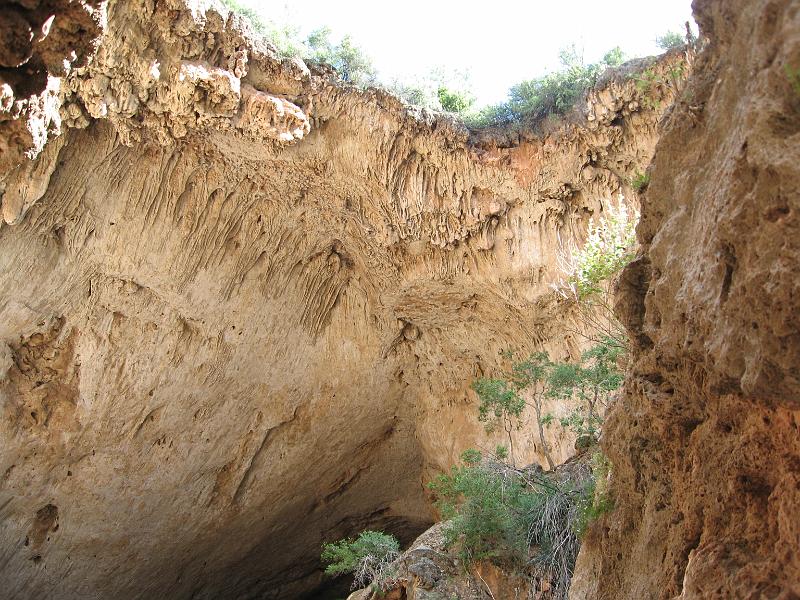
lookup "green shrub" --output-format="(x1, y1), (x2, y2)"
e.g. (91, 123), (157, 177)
(573, 452), (614, 537)
(552, 198), (638, 350)
(602, 46), (626, 68)
(785, 64), (800, 96)
(511, 350), (557, 470)
(494, 444), (509, 461)
(321, 531), (400, 591)
(438, 86), (475, 114)
(473, 341), (622, 470)
(219, 7), (376, 83)
(655, 30), (685, 51)
(385, 80), (440, 109)
(631, 171), (650, 192)
(382, 69), (475, 115)
(566, 201), (638, 300)
(465, 45), (627, 129)
(547, 339), (624, 442)
(429, 456), (529, 564)
(306, 27), (377, 86)
(632, 66), (662, 109)
(471, 377), (526, 466)
(460, 447), (483, 466)
(429, 450), (605, 599)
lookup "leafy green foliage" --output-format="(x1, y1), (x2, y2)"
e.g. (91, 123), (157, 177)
(321, 531), (400, 591)
(473, 378), (526, 426)
(385, 79), (439, 109)
(476, 340), (623, 462)
(547, 340), (624, 440)
(219, 6), (376, 84)
(429, 455), (530, 564)
(465, 45), (627, 128)
(509, 350), (557, 470)
(494, 445), (509, 461)
(510, 351), (551, 391)
(475, 341), (623, 469)
(429, 450), (609, 599)
(471, 377), (526, 465)
(306, 27), (377, 85)
(383, 68), (475, 115)
(655, 30), (685, 51)
(460, 448), (482, 466)
(217, 5), (674, 133)
(631, 62), (687, 110)
(602, 46), (626, 68)
(573, 452), (614, 537)
(438, 86), (475, 114)
(631, 171), (650, 192)
(632, 66), (662, 109)
(785, 64), (800, 96)
(552, 198), (638, 350)
(566, 201), (638, 300)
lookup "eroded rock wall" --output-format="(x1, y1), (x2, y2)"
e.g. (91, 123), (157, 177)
(571, 0), (800, 597)
(0, 1), (685, 598)
(0, 0), (104, 184)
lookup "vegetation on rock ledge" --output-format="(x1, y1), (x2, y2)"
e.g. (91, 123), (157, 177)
(428, 448), (613, 599)
(219, 1), (688, 129)
(321, 530), (400, 592)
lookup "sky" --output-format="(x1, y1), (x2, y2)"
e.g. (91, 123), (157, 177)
(237, 0), (696, 106)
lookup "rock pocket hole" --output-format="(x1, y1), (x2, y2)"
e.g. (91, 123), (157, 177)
(28, 504), (59, 550)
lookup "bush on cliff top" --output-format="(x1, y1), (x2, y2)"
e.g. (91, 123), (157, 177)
(464, 45), (627, 128)
(220, 2), (377, 85)
(217, 2), (648, 127)
(656, 30), (685, 50)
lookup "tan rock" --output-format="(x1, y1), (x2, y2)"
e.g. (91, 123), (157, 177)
(0, 1), (688, 599)
(572, 0), (800, 598)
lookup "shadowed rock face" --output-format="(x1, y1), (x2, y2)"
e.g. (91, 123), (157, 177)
(0, 1), (684, 599)
(570, 0), (800, 598)
(0, 0), (104, 180)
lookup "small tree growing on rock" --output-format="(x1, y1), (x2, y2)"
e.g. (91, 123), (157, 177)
(471, 377), (526, 467)
(511, 351), (557, 471)
(656, 30), (685, 51)
(547, 339), (623, 445)
(321, 530), (400, 592)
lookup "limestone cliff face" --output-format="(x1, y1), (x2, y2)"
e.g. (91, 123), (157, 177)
(0, 1), (683, 598)
(571, 0), (800, 598)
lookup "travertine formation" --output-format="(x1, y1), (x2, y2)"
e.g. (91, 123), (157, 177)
(571, 0), (800, 598)
(0, 1), (689, 599)
(0, 0), (104, 185)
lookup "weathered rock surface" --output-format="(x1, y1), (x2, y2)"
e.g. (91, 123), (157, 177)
(0, 1), (685, 598)
(571, 0), (800, 598)
(0, 0), (105, 181)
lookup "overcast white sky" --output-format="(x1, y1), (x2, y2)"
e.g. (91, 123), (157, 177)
(238, 0), (696, 106)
